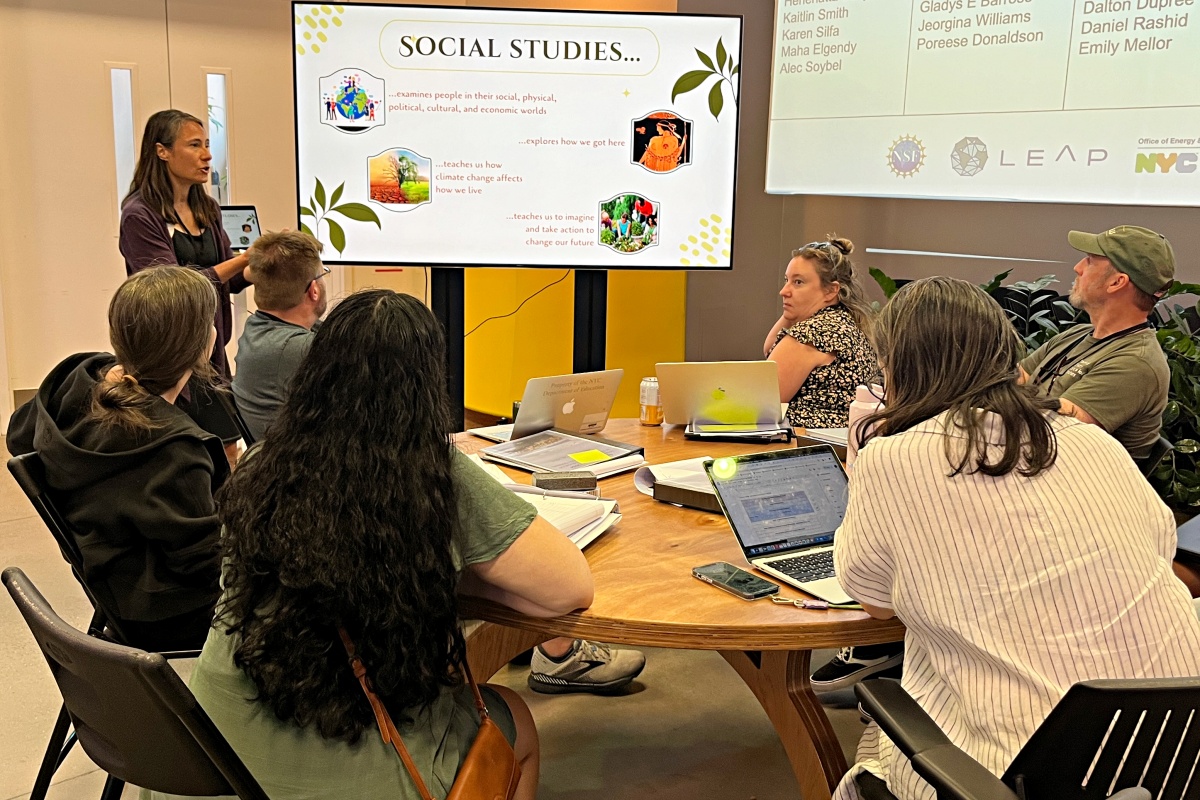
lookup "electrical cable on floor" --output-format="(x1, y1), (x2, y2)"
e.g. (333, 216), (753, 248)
(464, 270), (571, 338)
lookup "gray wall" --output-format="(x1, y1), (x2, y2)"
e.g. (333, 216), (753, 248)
(681, 0), (1200, 362)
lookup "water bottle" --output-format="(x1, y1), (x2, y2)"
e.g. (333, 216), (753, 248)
(846, 384), (884, 468)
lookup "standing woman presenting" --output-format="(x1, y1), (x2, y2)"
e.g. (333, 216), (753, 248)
(120, 110), (249, 377)
(120, 109), (251, 447)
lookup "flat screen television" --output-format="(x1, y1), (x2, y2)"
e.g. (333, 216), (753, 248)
(293, 2), (743, 268)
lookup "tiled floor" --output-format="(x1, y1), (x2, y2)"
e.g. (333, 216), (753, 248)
(0, 459), (865, 800)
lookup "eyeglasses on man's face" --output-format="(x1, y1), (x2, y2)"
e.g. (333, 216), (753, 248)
(310, 265), (331, 287)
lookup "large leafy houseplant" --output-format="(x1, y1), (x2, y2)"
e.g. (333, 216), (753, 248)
(1149, 282), (1200, 510)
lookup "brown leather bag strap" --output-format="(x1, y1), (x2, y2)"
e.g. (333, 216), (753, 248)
(457, 655), (490, 720)
(338, 628), (436, 800)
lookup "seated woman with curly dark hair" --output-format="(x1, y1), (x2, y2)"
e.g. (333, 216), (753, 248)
(156, 290), (592, 800)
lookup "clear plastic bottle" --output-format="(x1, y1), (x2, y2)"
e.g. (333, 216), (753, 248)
(846, 384), (884, 468)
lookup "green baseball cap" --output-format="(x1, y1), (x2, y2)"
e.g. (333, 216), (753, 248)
(1067, 225), (1176, 297)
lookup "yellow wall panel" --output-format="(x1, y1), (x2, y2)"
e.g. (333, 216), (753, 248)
(607, 271), (686, 417)
(464, 269), (575, 417)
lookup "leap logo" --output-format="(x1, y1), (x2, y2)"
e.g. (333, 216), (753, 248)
(1135, 153), (1199, 173)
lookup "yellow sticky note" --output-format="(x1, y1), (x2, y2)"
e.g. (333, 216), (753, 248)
(569, 449), (611, 465)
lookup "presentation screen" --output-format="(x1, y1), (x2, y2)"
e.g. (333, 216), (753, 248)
(765, 0), (1200, 206)
(293, 3), (742, 268)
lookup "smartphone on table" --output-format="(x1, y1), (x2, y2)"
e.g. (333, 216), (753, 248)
(692, 561), (780, 600)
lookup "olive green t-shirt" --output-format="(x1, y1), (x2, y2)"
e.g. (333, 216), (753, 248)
(144, 450), (537, 800)
(1021, 324), (1168, 460)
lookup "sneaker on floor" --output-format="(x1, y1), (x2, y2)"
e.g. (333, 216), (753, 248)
(810, 643), (904, 692)
(528, 639), (646, 695)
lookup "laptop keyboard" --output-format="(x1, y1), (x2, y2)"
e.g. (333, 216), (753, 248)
(768, 550), (835, 582)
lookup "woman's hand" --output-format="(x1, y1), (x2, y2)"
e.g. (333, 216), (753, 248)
(763, 314), (790, 358)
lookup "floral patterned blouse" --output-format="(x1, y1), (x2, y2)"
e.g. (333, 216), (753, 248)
(773, 304), (881, 428)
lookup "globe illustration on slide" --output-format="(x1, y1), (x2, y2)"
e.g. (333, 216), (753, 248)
(335, 85), (370, 120)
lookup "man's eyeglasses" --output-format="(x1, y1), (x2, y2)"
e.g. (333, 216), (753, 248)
(310, 266), (331, 287)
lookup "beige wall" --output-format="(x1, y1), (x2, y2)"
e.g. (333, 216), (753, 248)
(0, 0), (173, 418)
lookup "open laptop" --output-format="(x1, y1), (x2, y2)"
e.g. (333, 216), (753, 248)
(704, 447), (855, 605)
(656, 361), (785, 429)
(468, 369), (623, 443)
(220, 205), (262, 252)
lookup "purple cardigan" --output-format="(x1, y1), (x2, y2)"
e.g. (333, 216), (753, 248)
(119, 192), (250, 379)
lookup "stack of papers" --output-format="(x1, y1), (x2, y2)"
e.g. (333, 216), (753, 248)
(480, 429), (645, 478)
(469, 456), (621, 549)
(683, 421), (792, 442)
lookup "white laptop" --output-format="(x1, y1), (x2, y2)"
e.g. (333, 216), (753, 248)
(468, 369), (623, 443)
(704, 446), (855, 605)
(656, 361), (785, 428)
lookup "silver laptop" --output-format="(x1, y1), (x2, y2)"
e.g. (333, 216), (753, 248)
(468, 369), (623, 443)
(656, 361), (784, 427)
(704, 446), (854, 605)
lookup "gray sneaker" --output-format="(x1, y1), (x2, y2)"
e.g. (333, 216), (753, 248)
(528, 639), (646, 694)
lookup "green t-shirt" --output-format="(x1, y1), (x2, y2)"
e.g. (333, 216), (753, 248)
(1020, 323), (1168, 460)
(144, 450), (537, 800)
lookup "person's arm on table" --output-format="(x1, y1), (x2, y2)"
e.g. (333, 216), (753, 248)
(769, 335), (836, 402)
(460, 515), (594, 618)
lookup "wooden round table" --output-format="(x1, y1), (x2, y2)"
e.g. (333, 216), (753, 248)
(458, 419), (904, 800)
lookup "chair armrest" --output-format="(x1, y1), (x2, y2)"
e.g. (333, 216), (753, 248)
(160, 649), (202, 660)
(856, 680), (1018, 800)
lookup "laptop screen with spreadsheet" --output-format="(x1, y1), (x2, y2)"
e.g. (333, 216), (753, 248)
(706, 447), (849, 559)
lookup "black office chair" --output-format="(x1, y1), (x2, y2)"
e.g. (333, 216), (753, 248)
(219, 389), (257, 447)
(1140, 435), (1174, 478)
(4, 567), (269, 800)
(856, 677), (1200, 800)
(7, 453), (201, 800)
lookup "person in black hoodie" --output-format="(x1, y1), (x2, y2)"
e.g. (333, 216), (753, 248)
(8, 266), (227, 651)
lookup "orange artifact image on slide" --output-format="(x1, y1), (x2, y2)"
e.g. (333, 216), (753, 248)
(367, 148), (432, 210)
(632, 111), (692, 174)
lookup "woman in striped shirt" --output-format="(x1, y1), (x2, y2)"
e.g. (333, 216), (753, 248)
(832, 276), (1200, 800)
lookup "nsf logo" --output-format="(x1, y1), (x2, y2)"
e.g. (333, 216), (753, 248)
(888, 135), (925, 178)
(951, 137), (988, 176)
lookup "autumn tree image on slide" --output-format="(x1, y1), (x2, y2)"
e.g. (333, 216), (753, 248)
(368, 148), (432, 209)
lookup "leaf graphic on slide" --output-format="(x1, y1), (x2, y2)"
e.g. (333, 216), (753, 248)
(694, 48), (716, 72)
(326, 218), (346, 254)
(672, 70), (713, 103)
(300, 222), (315, 238)
(329, 182), (345, 209)
(708, 81), (724, 121)
(715, 38), (728, 75)
(731, 64), (740, 76)
(333, 203), (382, 228)
(300, 206), (315, 217)
(314, 178), (327, 212)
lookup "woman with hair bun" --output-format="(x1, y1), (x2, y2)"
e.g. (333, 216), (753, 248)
(7, 266), (226, 651)
(762, 235), (880, 428)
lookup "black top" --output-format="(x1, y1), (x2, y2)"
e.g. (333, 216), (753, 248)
(6, 353), (228, 624)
